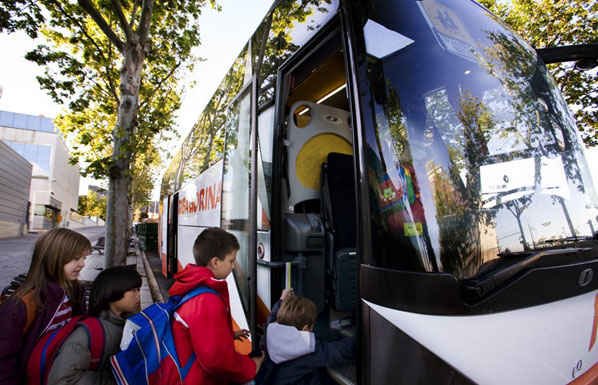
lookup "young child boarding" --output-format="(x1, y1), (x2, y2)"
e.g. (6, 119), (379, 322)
(47, 266), (142, 385)
(260, 289), (356, 385)
(0, 228), (90, 385)
(166, 227), (265, 385)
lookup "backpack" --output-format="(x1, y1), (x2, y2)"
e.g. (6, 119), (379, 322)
(110, 286), (219, 385)
(26, 316), (105, 385)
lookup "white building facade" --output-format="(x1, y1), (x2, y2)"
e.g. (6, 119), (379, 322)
(0, 110), (80, 230)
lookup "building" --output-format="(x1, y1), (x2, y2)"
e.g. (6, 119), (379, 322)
(88, 184), (108, 199)
(0, 110), (80, 230)
(0, 141), (32, 237)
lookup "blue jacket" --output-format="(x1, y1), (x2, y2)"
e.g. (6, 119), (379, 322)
(257, 299), (356, 385)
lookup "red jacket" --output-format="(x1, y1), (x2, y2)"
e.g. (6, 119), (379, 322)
(167, 265), (256, 385)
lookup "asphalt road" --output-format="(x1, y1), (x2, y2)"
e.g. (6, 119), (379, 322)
(0, 226), (105, 289)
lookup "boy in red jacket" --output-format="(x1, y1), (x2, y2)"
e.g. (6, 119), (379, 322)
(168, 227), (264, 385)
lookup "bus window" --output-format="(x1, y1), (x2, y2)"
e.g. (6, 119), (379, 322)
(222, 84), (253, 311)
(176, 45), (251, 191)
(257, 106), (274, 230)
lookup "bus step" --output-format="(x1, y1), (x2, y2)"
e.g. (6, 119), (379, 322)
(328, 363), (356, 385)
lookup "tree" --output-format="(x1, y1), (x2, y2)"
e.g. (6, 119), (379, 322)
(1, 0), (217, 267)
(479, 0), (598, 147)
(78, 190), (107, 220)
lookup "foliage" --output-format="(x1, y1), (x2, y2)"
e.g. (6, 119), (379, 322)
(1, 0), (215, 179)
(0, 0), (218, 265)
(131, 142), (161, 209)
(78, 190), (107, 220)
(479, 0), (598, 147)
(165, 0), (335, 198)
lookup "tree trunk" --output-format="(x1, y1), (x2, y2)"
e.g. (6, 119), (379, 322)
(104, 40), (146, 268)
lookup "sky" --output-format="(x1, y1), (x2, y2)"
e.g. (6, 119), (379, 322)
(0, 0), (596, 201)
(0, 0), (274, 198)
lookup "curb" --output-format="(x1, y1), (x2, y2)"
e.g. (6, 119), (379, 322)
(138, 244), (165, 304)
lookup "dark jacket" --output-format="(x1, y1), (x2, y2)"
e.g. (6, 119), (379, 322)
(0, 280), (86, 385)
(259, 299), (356, 385)
(47, 309), (126, 385)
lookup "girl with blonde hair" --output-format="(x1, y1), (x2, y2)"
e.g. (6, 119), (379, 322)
(0, 228), (91, 385)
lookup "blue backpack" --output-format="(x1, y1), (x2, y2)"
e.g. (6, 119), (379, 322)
(110, 286), (218, 385)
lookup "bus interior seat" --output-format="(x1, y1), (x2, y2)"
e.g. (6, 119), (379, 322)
(321, 152), (357, 313)
(286, 101), (353, 212)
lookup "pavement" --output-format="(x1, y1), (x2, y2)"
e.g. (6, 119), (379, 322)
(0, 226), (164, 310)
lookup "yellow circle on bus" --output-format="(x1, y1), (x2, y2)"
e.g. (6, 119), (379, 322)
(296, 133), (353, 191)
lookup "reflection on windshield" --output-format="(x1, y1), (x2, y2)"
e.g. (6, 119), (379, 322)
(359, 0), (598, 279)
(251, 0), (338, 106)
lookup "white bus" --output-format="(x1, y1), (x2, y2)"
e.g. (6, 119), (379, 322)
(158, 0), (598, 383)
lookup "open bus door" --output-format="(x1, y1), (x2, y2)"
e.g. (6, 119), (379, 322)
(159, 196), (168, 277)
(167, 192), (178, 277)
(220, 75), (259, 353)
(264, 14), (360, 384)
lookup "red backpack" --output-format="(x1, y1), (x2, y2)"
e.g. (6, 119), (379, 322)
(26, 316), (105, 385)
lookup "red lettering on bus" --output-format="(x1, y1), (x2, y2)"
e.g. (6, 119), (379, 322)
(199, 188), (205, 211)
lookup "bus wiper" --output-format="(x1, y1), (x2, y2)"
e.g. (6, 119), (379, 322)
(463, 247), (590, 299)
(539, 236), (596, 244)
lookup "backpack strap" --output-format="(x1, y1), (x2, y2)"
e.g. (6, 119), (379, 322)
(77, 317), (106, 371)
(22, 291), (37, 335)
(170, 286), (219, 381)
(176, 286), (219, 310)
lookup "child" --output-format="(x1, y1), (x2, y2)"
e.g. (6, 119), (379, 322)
(0, 228), (91, 385)
(167, 227), (265, 385)
(47, 266), (142, 385)
(260, 289), (356, 385)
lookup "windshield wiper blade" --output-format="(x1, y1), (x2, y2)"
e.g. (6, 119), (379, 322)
(463, 247), (591, 299)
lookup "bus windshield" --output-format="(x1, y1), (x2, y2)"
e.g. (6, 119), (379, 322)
(361, 0), (598, 279)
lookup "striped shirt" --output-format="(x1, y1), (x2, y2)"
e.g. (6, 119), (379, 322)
(46, 295), (72, 332)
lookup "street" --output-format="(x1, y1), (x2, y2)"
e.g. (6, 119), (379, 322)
(0, 226), (105, 289)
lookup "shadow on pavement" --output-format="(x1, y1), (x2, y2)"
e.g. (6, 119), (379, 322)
(144, 249), (174, 301)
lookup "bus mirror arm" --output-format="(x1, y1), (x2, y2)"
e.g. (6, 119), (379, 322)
(536, 43), (598, 71)
(462, 247), (590, 299)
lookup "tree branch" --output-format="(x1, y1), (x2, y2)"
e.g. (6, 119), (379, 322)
(138, 62), (181, 110)
(78, 0), (124, 51)
(110, 0), (133, 41)
(47, 0), (108, 61)
(106, 41), (120, 104)
(129, 0), (140, 28)
(137, 0), (155, 46)
(46, 0), (120, 103)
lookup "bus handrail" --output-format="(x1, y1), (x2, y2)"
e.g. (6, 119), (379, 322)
(256, 256), (306, 269)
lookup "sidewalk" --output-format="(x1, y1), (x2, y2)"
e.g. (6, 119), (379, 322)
(0, 228), (163, 310)
(79, 238), (155, 310)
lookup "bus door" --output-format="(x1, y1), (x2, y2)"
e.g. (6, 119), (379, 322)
(271, 15), (360, 384)
(159, 196), (169, 277)
(221, 77), (259, 354)
(167, 192), (178, 277)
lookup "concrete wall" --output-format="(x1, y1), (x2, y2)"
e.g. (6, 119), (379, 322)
(69, 216), (106, 229)
(0, 125), (80, 230)
(0, 141), (32, 238)
(50, 135), (80, 228)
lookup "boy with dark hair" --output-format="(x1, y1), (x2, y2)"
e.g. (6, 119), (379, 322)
(258, 289), (356, 385)
(168, 227), (264, 385)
